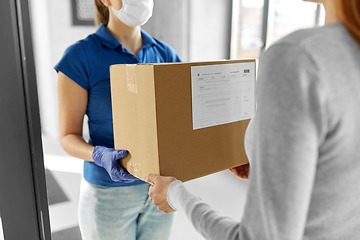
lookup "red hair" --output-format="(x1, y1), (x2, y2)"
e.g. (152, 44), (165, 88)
(336, 0), (360, 44)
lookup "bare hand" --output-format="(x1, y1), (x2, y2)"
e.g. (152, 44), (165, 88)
(145, 174), (177, 214)
(229, 163), (250, 180)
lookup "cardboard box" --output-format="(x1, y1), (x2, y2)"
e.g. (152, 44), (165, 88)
(110, 59), (256, 182)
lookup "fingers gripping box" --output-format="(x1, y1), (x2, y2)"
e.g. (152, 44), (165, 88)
(110, 60), (256, 182)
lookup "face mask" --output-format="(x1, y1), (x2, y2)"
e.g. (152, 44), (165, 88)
(113, 0), (154, 28)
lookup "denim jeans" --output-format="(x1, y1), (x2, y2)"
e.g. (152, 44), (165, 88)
(78, 179), (176, 240)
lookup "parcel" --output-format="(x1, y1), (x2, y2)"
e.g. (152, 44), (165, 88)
(110, 60), (256, 182)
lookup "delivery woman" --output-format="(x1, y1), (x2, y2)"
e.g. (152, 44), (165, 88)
(55, 0), (181, 239)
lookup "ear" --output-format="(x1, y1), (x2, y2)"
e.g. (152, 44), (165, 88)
(100, 0), (111, 7)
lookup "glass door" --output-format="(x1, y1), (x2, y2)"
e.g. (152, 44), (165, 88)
(266, 0), (323, 48)
(231, 0), (325, 60)
(231, 0), (265, 60)
(0, 0), (51, 239)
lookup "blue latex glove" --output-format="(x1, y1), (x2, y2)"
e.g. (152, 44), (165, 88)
(92, 146), (139, 183)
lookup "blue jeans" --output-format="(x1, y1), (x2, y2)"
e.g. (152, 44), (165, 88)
(78, 179), (175, 240)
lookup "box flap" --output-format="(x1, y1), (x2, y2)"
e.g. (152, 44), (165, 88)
(110, 64), (160, 181)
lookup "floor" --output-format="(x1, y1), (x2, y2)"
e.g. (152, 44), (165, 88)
(1, 136), (249, 240)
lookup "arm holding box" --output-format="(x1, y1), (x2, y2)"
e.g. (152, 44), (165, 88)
(58, 71), (138, 183)
(147, 175), (241, 239)
(147, 40), (324, 239)
(92, 146), (139, 183)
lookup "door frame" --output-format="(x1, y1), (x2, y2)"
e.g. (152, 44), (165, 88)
(0, 0), (51, 239)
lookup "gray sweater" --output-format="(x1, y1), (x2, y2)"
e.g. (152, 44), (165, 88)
(168, 23), (360, 240)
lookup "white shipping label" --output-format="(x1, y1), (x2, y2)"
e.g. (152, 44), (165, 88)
(191, 62), (255, 130)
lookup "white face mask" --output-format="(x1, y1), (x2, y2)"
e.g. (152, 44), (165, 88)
(112, 0), (154, 28)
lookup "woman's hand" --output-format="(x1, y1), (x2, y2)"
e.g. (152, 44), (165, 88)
(92, 146), (139, 183)
(145, 174), (177, 214)
(229, 163), (250, 180)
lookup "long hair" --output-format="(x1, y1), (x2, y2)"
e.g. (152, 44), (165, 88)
(336, 0), (360, 44)
(94, 0), (109, 26)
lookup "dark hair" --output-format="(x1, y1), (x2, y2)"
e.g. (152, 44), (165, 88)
(94, 0), (109, 26)
(336, 0), (360, 44)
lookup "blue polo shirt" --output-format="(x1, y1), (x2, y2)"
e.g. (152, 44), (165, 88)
(55, 24), (181, 187)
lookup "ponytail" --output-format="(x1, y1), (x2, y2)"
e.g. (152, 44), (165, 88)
(336, 0), (360, 44)
(94, 0), (109, 27)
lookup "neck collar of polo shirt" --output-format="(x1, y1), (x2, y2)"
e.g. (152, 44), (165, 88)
(95, 23), (157, 49)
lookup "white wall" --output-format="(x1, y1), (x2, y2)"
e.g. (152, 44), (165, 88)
(144, 0), (232, 62)
(143, 0), (189, 60)
(30, 0), (96, 140)
(188, 0), (232, 61)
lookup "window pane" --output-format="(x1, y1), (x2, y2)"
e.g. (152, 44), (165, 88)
(231, 0), (265, 60)
(266, 0), (319, 47)
(231, 0), (324, 60)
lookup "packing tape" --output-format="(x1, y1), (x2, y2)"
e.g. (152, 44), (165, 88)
(129, 162), (141, 178)
(129, 162), (154, 185)
(126, 64), (138, 93)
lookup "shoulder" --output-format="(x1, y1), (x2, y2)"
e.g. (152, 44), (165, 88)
(267, 23), (350, 61)
(63, 40), (86, 57)
(153, 38), (174, 51)
(262, 24), (342, 72)
(65, 29), (104, 52)
(277, 23), (340, 44)
(67, 33), (100, 52)
(60, 33), (105, 67)
(152, 37), (180, 61)
(55, 33), (101, 88)
(261, 23), (358, 86)
(257, 26), (334, 99)
(140, 29), (181, 62)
